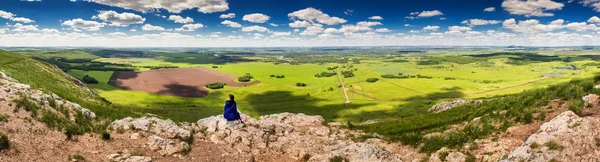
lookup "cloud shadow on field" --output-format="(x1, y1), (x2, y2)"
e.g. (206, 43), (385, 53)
(156, 83), (209, 98)
(241, 91), (376, 122)
(395, 86), (466, 101)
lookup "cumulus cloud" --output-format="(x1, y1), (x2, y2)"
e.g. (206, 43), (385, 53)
(142, 24), (166, 31)
(41, 28), (60, 34)
(423, 25), (440, 31)
(12, 23), (39, 32)
(588, 16), (600, 24)
(484, 7), (496, 12)
(501, 0), (564, 17)
(241, 25), (269, 32)
(242, 13), (270, 23)
(269, 23), (278, 27)
(566, 22), (600, 31)
(502, 18), (564, 33)
(168, 15), (194, 24)
(0, 10), (15, 19)
(272, 31), (291, 36)
(175, 23), (204, 31)
(462, 19), (502, 26)
(579, 0), (600, 12)
(300, 24), (324, 35)
(417, 10), (444, 17)
(62, 18), (105, 31)
(0, 28), (7, 34)
(221, 20), (242, 28)
(368, 16), (383, 20)
(219, 13), (235, 19)
(448, 26), (472, 31)
(11, 17), (35, 23)
(357, 21), (382, 27)
(95, 10), (145, 26)
(288, 8), (347, 25)
(109, 32), (127, 37)
(86, 0), (229, 13)
(375, 28), (392, 32)
(289, 20), (312, 28)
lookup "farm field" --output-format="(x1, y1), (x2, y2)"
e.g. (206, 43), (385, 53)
(54, 50), (600, 123)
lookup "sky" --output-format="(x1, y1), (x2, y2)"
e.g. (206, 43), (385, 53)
(1, 0), (600, 47)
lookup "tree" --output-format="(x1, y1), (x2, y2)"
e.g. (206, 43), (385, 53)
(82, 75), (98, 84)
(205, 82), (226, 89)
(366, 78), (379, 83)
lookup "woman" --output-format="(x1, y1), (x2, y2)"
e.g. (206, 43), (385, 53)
(223, 94), (242, 126)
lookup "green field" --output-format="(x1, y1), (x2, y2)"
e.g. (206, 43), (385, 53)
(62, 51), (600, 123)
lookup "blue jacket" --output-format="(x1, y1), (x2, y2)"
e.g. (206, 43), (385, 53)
(223, 100), (241, 121)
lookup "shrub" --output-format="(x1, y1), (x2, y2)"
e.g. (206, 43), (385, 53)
(341, 71), (354, 78)
(0, 132), (9, 150)
(270, 74), (275, 77)
(68, 154), (85, 162)
(14, 97), (40, 117)
(205, 82), (226, 89)
(523, 111), (534, 124)
(275, 75), (285, 78)
(568, 100), (584, 116)
(381, 74), (409, 79)
(238, 73), (254, 82)
(40, 109), (69, 130)
(315, 71), (336, 78)
(296, 83), (307, 87)
(302, 154), (311, 162)
(545, 141), (563, 150)
(329, 155), (348, 162)
(65, 124), (86, 140)
(396, 132), (422, 147)
(82, 75), (98, 84)
(366, 78), (379, 83)
(101, 132), (111, 141)
(211, 66), (218, 68)
(48, 97), (57, 108)
(0, 114), (8, 122)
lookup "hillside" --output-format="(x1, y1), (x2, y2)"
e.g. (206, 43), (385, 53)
(1, 50), (600, 161)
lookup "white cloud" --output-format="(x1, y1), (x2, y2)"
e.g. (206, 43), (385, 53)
(300, 24), (324, 35)
(242, 13), (270, 23)
(417, 10), (443, 17)
(241, 25), (269, 32)
(272, 31), (291, 37)
(175, 23), (204, 31)
(501, 0), (564, 17)
(109, 32), (127, 37)
(357, 21), (382, 27)
(448, 26), (472, 31)
(221, 20), (242, 28)
(404, 24), (412, 27)
(168, 15), (194, 24)
(96, 10), (145, 26)
(269, 23), (278, 27)
(462, 19), (502, 26)
(130, 29), (137, 32)
(41, 28), (60, 34)
(439, 17), (447, 20)
(62, 18), (105, 31)
(0, 28), (7, 34)
(368, 16), (383, 20)
(87, 0), (229, 13)
(588, 16), (600, 24)
(375, 28), (392, 32)
(12, 23), (39, 32)
(423, 25), (440, 31)
(323, 28), (339, 34)
(502, 18), (564, 33)
(579, 0), (600, 12)
(289, 20), (312, 28)
(288, 8), (347, 25)
(0, 10), (15, 19)
(219, 13), (235, 19)
(142, 24), (166, 31)
(566, 22), (600, 31)
(11, 17), (35, 23)
(484, 7), (496, 12)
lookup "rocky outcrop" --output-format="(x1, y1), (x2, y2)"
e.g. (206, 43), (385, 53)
(582, 94), (599, 104)
(429, 100), (483, 113)
(107, 153), (152, 162)
(194, 113), (402, 162)
(109, 117), (191, 139)
(147, 135), (190, 156)
(502, 111), (600, 162)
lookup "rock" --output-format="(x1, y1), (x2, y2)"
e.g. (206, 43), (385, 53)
(110, 117), (191, 139)
(429, 100), (483, 113)
(0, 71), (7, 79)
(51, 93), (62, 100)
(308, 143), (403, 162)
(582, 94), (599, 104)
(130, 133), (140, 140)
(259, 113), (324, 127)
(502, 111), (600, 162)
(196, 113), (256, 133)
(446, 152), (466, 162)
(147, 135), (190, 156)
(308, 126), (330, 136)
(107, 153), (152, 162)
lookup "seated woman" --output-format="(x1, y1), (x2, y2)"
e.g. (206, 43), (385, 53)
(223, 94), (243, 126)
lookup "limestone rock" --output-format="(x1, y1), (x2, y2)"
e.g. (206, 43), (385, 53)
(308, 143), (403, 162)
(146, 135), (190, 156)
(582, 94), (599, 104)
(107, 153), (152, 162)
(429, 100), (483, 113)
(109, 117), (191, 139)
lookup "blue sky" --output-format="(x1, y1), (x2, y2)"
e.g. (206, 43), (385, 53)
(1, 0), (600, 47)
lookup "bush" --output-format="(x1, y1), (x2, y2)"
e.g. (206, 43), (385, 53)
(48, 97), (57, 108)
(270, 74), (275, 77)
(329, 155), (348, 162)
(211, 66), (218, 68)
(0, 132), (9, 150)
(381, 74), (409, 79)
(0, 114), (8, 122)
(14, 97), (40, 117)
(205, 82), (226, 89)
(82, 75), (98, 84)
(275, 75), (285, 78)
(341, 71), (354, 78)
(315, 71), (336, 78)
(65, 124), (86, 140)
(68, 154), (85, 162)
(101, 132), (111, 141)
(238, 73), (253, 82)
(296, 83), (307, 87)
(366, 78), (379, 83)
(569, 100), (584, 116)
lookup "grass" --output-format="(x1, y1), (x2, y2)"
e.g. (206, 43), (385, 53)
(545, 141), (564, 151)
(0, 132), (8, 150)
(0, 114), (8, 122)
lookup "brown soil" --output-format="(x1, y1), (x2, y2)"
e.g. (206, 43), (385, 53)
(108, 68), (260, 98)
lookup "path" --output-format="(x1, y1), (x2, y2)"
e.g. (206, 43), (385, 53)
(337, 70), (351, 103)
(467, 77), (552, 96)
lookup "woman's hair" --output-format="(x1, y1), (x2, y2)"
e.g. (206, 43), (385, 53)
(229, 94), (235, 102)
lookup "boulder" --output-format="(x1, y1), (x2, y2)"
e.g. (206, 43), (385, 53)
(308, 143), (403, 162)
(107, 153), (152, 162)
(109, 117), (191, 139)
(582, 94), (599, 104)
(429, 100), (483, 113)
(259, 113), (324, 127)
(146, 135), (190, 156)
